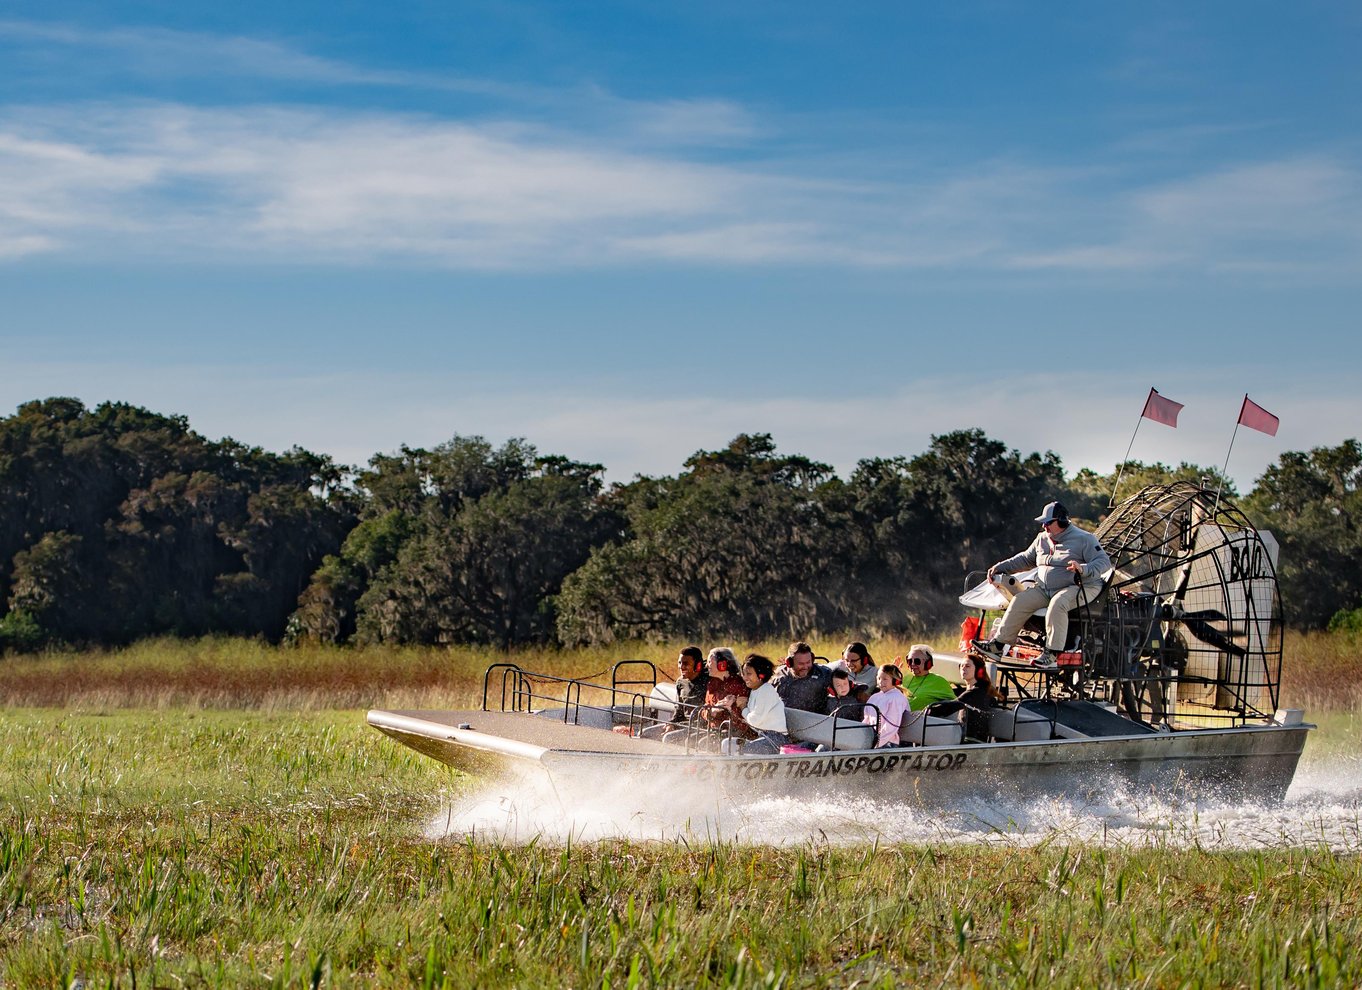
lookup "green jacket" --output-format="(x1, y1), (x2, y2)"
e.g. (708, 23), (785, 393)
(905, 672), (955, 711)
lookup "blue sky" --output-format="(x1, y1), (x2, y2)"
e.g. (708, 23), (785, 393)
(2, 2), (1360, 489)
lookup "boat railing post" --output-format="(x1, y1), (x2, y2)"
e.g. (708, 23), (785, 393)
(686, 704), (721, 755)
(610, 660), (659, 712)
(565, 678), (580, 724)
(482, 662), (523, 712)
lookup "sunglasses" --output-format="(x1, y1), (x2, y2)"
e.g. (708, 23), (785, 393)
(909, 659), (923, 667)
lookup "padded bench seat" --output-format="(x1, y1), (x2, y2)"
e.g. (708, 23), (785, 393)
(987, 705), (1054, 741)
(897, 710), (965, 747)
(785, 707), (876, 751)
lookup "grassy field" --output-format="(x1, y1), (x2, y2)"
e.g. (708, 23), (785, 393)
(2, 634), (1360, 987)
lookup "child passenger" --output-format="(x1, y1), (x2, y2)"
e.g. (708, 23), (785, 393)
(863, 664), (910, 748)
(827, 668), (865, 721)
(718, 654), (789, 755)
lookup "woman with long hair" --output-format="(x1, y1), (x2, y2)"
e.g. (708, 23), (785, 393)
(929, 655), (1005, 740)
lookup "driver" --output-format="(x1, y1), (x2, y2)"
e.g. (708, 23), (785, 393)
(975, 501), (1111, 669)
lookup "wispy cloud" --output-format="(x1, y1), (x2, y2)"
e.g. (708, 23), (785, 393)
(1, 100), (1359, 275)
(0, 19), (519, 96)
(0, 19), (757, 142)
(1, 20), (1360, 276)
(1012, 157), (1362, 274)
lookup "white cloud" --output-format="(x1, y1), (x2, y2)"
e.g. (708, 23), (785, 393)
(3, 12), (1362, 277)
(5, 100), (1356, 275)
(1014, 157), (1362, 273)
(0, 19), (516, 96)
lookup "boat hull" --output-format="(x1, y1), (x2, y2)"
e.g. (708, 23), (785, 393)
(367, 708), (1310, 807)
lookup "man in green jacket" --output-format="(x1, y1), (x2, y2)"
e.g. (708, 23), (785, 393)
(904, 645), (955, 712)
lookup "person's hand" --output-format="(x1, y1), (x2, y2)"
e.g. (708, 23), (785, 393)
(1066, 560), (1083, 573)
(987, 565), (998, 581)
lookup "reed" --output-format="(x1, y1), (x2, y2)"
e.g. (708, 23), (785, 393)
(2, 709), (1358, 988)
(1, 629), (1356, 711)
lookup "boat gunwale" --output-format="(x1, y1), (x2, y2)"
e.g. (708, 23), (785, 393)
(367, 706), (1313, 765)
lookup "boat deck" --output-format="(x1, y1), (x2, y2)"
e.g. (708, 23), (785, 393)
(375, 709), (681, 755)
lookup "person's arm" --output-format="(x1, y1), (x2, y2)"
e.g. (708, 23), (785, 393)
(743, 686), (782, 730)
(1064, 532), (1112, 581)
(1083, 535), (1112, 579)
(990, 537), (1039, 579)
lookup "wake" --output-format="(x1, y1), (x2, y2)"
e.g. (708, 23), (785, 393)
(425, 754), (1362, 851)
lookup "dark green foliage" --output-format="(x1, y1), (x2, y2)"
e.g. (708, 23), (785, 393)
(293, 437), (615, 648)
(834, 429), (1068, 624)
(556, 434), (840, 642)
(556, 430), (1068, 642)
(1244, 439), (1362, 628)
(1068, 459), (1237, 523)
(0, 399), (350, 645)
(3, 395), (1357, 646)
(1329, 607), (1362, 634)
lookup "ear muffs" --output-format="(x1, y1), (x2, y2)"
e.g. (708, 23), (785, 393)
(717, 659), (728, 672)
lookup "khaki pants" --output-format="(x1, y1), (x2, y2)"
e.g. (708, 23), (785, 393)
(996, 580), (1103, 652)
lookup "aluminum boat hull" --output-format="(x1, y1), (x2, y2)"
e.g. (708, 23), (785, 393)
(367, 708), (1310, 807)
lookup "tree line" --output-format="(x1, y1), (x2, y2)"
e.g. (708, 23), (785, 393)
(0, 397), (1357, 652)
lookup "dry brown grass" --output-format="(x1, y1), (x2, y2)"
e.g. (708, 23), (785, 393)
(0, 629), (1356, 712)
(1280, 628), (1362, 712)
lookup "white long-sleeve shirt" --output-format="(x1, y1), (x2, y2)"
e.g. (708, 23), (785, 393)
(742, 681), (788, 733)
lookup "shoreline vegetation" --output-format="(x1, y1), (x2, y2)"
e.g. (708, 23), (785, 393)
(0, 629), (1358, 712)
(3, 635), (1360, 985)
(3, 400), (1360, 658)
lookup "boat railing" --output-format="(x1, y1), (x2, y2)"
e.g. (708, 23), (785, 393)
(482, 662), (714, 741)
(481, 662), (776, 751)
(610, 659), (659, 707)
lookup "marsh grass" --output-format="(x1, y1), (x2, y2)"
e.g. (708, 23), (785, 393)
(2, 628), (1355, 711)
(3, 710), (1360, 988)
(2, 634), (1359, 986)
(0, 635), (946, 710)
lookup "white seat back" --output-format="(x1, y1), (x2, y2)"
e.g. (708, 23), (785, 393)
(898, 710), (965, 747)
(785, 707), (876, 751)
(987, 705), (1051, 741)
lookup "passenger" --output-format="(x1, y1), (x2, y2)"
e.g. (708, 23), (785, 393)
(702, 647), (752, 742)
(978, 500), (1112, 668)
(771, 640), (832, 715)
(643, 646), (709, 741)
(831, 641), (878, 695)
(863, 664), (910, 748)
(927, 655), (1004, 741)
(903, 645), (955, 711)
(827, 668), (865, 722)
(717, 654), (789, 755)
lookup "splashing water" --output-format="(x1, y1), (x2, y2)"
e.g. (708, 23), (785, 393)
(425, 755), (1362, 851)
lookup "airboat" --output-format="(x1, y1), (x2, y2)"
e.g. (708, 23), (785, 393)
(367, 483), (1311, 807)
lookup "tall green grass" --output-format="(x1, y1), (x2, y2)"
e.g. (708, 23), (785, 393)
(2, 710), (1359, 988)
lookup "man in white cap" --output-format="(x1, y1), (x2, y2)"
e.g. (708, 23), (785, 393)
(974, 501), (1111, 669)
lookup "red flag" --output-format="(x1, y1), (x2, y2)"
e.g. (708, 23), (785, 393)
(1141, 388), (1183, 428)
(1238, 396), (1279, 436)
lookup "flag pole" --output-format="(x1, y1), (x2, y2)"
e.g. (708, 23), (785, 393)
(1110, 393), (1148, 508)
(1214, 395), (1247, 513)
